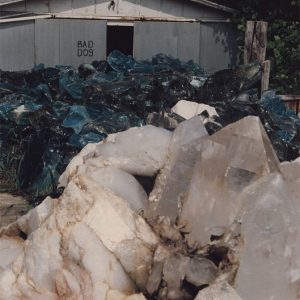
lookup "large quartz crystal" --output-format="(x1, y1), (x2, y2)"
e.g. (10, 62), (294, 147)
(148, 116), (208, 221)
(0, 173), (158, 298)
(235, 173), (300, 300)
(179, 116), (280, 245)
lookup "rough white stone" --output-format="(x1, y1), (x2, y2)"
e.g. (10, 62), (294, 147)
(195, 281), (242, 300)
(59, 125), (172, 186)
(0, 172), (158, 299)
(106, 291), (147, 300)
(171, 100), (219, 120)
(77, 165), (148, 212)
(0, 196), (58, 237)
(0, 236), (23, 271)
(59, 142), (98, 187)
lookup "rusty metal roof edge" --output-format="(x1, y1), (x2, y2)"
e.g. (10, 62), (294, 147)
(52, 13), (232, 22)
(0, 12), (233, 23)
(189, 0), (238, 14)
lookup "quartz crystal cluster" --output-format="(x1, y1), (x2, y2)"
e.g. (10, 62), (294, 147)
(0, 112), (299, 299)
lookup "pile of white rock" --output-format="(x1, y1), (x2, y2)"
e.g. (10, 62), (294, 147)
(0, 106), (299, 299)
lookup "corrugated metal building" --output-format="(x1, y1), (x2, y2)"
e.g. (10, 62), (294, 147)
(0, 0), (240, 72)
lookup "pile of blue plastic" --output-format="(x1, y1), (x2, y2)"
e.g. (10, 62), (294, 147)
(0, 50), (299, 203)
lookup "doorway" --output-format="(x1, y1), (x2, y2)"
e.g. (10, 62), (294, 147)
(106, 25), (134, 57)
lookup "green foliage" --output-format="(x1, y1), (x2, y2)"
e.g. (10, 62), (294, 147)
(216, 0), (300, 94)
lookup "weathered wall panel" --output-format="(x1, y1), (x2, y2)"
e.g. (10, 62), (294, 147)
(134, 21), (201, 64)
(134, 21), (239, 72)
(199, 22), (239, 72)
(177, 22), (201, 63)
(0, 20), (34, 71)
(134, 21), (178, 59)
(35, 19), (59, 66)
(59, 19), (107, 66)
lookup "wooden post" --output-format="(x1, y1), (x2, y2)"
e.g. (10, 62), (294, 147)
(244, 21), (270, 95)
(244, 21), (268, 64)
(261, 60), (271, 93)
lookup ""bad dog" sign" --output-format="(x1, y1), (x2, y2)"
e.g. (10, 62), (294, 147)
(77, 40), (94, 57)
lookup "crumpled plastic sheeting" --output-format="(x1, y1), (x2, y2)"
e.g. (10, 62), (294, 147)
(0, 51), (299, 202)
(0, 51), (205, 202)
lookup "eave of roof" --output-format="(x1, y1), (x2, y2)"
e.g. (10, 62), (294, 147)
(190, 0), (238, 14)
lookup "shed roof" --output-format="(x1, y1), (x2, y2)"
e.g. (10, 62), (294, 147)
(0, 0), (237, 13)
(0, 0), (23, 6)
(190, 0), (237, 13)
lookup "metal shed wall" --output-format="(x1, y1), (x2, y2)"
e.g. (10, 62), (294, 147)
(0, 19), (107, 71)
(199, 22), (239, 72)
(134, 21), (239, 73)
(134, 21), (201, 64)
(0, 20), (34, 70)
(0, 18), (238, 72)
(35, 19), (107, 67)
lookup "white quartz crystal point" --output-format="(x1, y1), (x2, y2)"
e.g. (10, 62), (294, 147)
(195, 281), (242, 300)
(179, 116), (281, 246)
(0, 172), (159, 299)
(76, 165), (149, 212)
(235, 173), (300, 300)
(148, 116), (208, 221)
(171, 100), (219, 120)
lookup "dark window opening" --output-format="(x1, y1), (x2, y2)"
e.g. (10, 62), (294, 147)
(107, 25), (134, 57)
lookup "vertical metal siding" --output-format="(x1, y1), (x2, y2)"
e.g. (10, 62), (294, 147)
(35, 19), (60, 66)
(177, 22), (201, 63)
(35, 19), (107, 67)
(59, 19), (107, 66)
(199, 22), (239, 73)
(134, 21), (200, 63)
(0, 20), (34, 71)
(134, 21), (238, 72)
